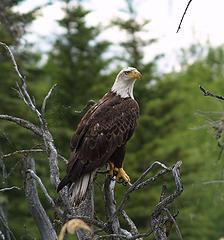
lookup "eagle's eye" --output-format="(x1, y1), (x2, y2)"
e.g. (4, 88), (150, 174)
(124, 71), (129, 75)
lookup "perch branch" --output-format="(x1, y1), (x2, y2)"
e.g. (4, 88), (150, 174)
(104, 177), (121, 238)
(110, 161), (172, 222)
(176, 0), (193, 33)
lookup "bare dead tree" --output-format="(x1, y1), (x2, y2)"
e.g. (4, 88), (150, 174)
(176, 0), (193, 33)
(0, 42), (183, 239)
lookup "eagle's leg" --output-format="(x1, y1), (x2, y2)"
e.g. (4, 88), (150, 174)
(114, 167), (130, 183)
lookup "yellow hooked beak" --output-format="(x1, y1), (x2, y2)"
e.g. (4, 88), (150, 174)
(128, 69), (142, 80)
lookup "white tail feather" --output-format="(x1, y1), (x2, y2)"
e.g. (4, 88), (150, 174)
(70, 173), (93, 206)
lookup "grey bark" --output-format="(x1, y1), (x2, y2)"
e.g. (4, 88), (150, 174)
(104, 177), (121, 240)
(75, 183), (94, 240)
(0, 202), (11, 240)
(23, 157), (57, 240)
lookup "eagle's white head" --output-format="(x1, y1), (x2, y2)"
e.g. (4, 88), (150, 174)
(111, 67), (142, 99)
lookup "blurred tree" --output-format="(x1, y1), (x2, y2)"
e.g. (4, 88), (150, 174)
(111, 0), (160, 106)
(158, 45), (224, 240)
(44, 0), (111, 156)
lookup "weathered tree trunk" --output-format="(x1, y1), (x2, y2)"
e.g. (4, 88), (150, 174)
(24, 157), (57, 240)
(0, 202), (11, 240)
(75, 184), (94, 240)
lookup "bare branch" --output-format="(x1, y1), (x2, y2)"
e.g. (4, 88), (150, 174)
(67, 215), (107, 231)
(2, 149), (43, 158)
(26, 169), (63, 216)
(121, 210), (139, 237)
(135, 168), (169, 191)
(0, 156), (7, 185)
(164, 208), (183, 240)
(0, 42), (24, 80)
(74, 100), (96, 116)
(0, 203), (15, 240)
(41, 84), (57, 117)
(176, 0), (193, 33)
(0, 186), (20, 192)
(0, 42), (40, 116)
(58, 154), (68, 164)
(111, 161), (172, 222)
(151, 161), (183, 240)
(23, 157), (57, 239)
(202, 180), (224, 184)
(95, 231), (153, 240)
(104, 177), (121, 239)
(199, 85), (224, 101)
(0, 115), (42, 136)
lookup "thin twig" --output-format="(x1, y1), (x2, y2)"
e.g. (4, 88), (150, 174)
(199, 85), (224, 101)
(0, 42), (24, 80)
(0, 186), (20, 192)
(121, 210), (139, 236)
(26, 169), (55, 207)
(202, 180), (224, 185)
(2, 149), (43, 158)
(176, 0), (193, 33)
(41, 84), (57, 117)
(135, 169), (169, 191)
(164, 208), (183, 240)
(73, 100), (96, 116)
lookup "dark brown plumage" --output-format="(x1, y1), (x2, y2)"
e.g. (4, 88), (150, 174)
(57, 91), (139, 189)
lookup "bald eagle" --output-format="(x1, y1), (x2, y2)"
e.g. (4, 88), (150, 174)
(57, 67), (141, 205)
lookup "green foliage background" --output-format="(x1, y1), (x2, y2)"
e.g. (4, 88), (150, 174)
(1, 0), (224, 239)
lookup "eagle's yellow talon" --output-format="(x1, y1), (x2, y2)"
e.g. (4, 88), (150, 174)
(115, 168), (130, 183)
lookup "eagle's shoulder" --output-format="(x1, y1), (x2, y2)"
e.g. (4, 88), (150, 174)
(70, 91), (139, 151)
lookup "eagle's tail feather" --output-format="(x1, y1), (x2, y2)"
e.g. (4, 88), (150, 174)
(70, 173), (93, 206)
(57, 175), (70, 192)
